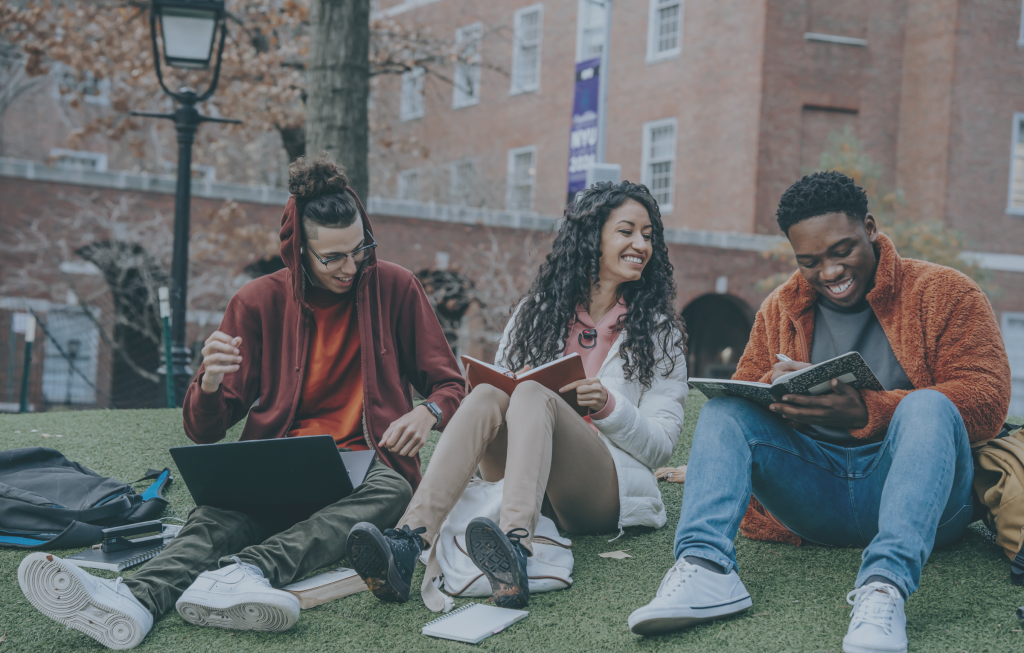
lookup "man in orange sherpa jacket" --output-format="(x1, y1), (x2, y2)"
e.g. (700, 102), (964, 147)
(629, 171), (1011, 653)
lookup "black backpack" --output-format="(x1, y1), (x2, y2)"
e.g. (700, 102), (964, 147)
(0, 447), (172, 550)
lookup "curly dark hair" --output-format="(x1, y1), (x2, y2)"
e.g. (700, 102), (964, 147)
(503, 181), (687, 389)
(775, 170), (869, 234)
(288, 151), (360, 232)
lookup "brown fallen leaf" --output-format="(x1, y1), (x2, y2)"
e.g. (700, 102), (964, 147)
(654, 466), (686, 483)
(0, 630), (6, 644)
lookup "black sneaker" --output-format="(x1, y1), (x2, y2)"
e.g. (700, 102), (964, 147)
(347, 522), (426, 603)
(465, 517), (530, 609)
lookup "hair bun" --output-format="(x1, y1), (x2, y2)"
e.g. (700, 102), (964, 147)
(288, 152), (349, 205)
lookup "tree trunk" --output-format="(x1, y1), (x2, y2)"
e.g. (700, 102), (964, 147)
(276, 124), (306, 162)
(306, 0), (371, 201)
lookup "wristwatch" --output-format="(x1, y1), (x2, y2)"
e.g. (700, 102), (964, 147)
(422, 401), (443, 429)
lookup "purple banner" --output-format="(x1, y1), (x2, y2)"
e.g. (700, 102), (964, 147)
(566, 58), (601, 203)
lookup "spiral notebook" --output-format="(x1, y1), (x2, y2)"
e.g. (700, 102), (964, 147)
(421, 603), (528, 644)
(65, 542), (166, 572)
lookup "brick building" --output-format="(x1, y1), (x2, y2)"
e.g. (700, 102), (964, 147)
(2, 0), (1024, 413)
(369, 0), (1024, 412)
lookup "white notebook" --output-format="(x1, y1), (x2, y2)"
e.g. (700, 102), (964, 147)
(421, 603), (528, 644)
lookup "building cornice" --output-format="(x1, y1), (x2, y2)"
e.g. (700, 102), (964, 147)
(4, 157), (1021, 269)
(0, 157), (290, 206)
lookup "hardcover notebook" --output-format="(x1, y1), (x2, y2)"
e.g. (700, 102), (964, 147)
(460, 353), (588, 416)
(282, 567), (367, 609)
(688, 351), (885, 410)
(65, 542), (166, 572)
(421, 603), (528, 644)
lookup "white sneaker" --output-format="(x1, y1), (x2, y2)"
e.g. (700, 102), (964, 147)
(175, 557), (300, 632)
(842, 582), (908, 653)
(628, 558), (752, 636)
(18, 552), (153, 650)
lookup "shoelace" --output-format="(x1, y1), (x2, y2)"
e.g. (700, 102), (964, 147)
(504, 528), (530, 549)
(846, 584), (900, 636)
(383, 525), (427, 550)
(657, 559), (697, 598)
(230, 555), (271, 587)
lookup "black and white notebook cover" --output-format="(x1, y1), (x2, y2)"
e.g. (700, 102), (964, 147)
(688, 351), (884, 409)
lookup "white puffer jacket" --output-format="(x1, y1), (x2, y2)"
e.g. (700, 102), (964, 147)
(494, 306), (688, 531)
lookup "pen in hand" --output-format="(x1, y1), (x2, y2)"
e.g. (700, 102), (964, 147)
(776, 353), (793, 362)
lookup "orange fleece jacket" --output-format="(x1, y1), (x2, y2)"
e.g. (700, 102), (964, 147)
(735, 233), (1012, 545)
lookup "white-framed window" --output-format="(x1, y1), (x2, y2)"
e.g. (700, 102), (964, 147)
(51, 64), (111, 106)
(641, 118), (677, 213)
(1008, 113), (1024, 215)
(1004, 312), (1024, 416)
(576, 0), (606, 62)
(506, 146), (537, 211)
(510, 4), (543, 95)
(41, 308), (100, 405)
(646, 0), (683, 62)
(49, 148), (108, 172)
(400, 67), (425, 121)
(397, 169), (419, 200)
(453, 23), (483, 108)
(450, 159), (476, 206)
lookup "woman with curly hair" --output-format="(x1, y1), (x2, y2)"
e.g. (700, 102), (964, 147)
(349, 181), (689, 610)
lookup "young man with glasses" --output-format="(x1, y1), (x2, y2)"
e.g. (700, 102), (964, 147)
(17, 154), (466, 649)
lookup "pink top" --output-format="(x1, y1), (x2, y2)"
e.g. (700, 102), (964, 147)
(563, 299), (628, 423)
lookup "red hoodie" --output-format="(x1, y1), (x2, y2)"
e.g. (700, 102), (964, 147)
(181, 190), (466, 489)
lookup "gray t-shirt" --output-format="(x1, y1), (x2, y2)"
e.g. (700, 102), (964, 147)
(800, 297), (914, 447)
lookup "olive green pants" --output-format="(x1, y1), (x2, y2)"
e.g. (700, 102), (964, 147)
(123, 458), (412, 618)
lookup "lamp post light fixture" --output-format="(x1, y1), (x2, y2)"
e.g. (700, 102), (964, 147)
(133, 0), (240, 405)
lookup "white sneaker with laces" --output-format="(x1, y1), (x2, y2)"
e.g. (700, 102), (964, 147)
(627, 558), (752, 636)
(175, 556), (300, 632)
(842, 582), (908, 653)
(18, 552), (153, 650)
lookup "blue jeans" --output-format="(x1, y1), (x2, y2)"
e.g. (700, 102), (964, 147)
(673, 389), (974, 598)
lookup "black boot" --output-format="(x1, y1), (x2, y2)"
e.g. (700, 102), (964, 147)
(465, 517), (530, 609)
(347, 522), (426, 603)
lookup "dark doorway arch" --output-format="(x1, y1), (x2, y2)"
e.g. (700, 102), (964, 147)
(682, 294), (755, 379)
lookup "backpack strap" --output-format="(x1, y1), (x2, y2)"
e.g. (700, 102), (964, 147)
(1013, 556), (1024, 586)
(1000, 423), (1023, 439)
(0, 520), (104, 550)
(1013, 536), (1024, 586)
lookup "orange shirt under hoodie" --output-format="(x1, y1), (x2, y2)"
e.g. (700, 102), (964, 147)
(288, 286), (367, 450)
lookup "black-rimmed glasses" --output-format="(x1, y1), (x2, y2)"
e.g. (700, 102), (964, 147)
(304, 232), (377, 269)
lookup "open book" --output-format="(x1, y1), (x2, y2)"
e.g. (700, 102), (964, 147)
(460, 353), (588, 416)
(688, 351), (884, 410)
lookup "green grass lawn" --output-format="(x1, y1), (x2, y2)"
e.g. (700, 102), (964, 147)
(1, 394), (1023, 652)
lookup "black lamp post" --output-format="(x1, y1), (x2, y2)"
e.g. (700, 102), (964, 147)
(133, 0), (240, 405)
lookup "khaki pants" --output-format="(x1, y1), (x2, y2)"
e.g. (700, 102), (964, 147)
(399, 381), (620, 553)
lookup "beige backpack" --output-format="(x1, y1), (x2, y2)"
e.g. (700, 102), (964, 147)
(971, 423), (1024, 583)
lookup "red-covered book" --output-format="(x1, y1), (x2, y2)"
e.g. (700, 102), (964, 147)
(459, 353), (589, 416)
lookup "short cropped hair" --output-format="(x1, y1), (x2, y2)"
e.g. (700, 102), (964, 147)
(775, 171), (869, 234)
